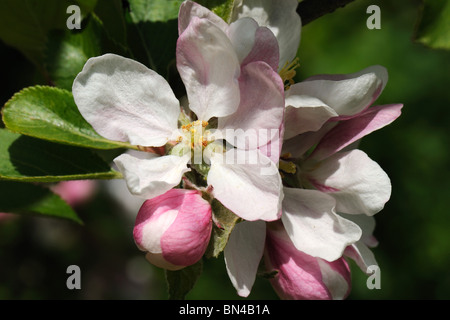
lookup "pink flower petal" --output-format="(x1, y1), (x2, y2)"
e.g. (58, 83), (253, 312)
(161, 191), (212, 267)
(218, 61), (284, 150)
(176, 17), (241, 121)
(178, 0), (228, 35)
(310, 104), (403, 161)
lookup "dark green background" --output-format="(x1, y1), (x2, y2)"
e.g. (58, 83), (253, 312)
(1, 0), (449, 299)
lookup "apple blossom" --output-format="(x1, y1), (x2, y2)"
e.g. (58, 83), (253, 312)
(72, 11), (285, 222)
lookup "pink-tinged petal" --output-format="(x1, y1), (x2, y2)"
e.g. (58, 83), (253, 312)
(218, 61), (284, 149)
(295, 65), (388, 117)
(341, 213), (378, 273)
(310, 104), (403, 161)
(227, 18), (259, 64)
(161, 190), (212, 267)
(264, 222), (350, 300)
(344, 243), (377, 274)
(134, 189), (212, 270)
(50, 180), (97, 207)
(281, 122), (337, 159)
(283, 87), (339, 139)
(178, 0), (228, 35)
(73, 54), (180, 147)
(176, 17), (240, 121)
(306, 149), (391, 215)
(208, 149), (283, 221)
(228, 18), (279, 71)
(225, 221), (266, 297)
(341, 213), (378, 246)
(114, 153), (190, 199)
(281, 188), (362, 261)
(241, 26), (280, 71)
(258, 121), (284, 163)
(134, 194), (179, 254)
(317, 258), (352, 299)
(232, 0), (301, 68)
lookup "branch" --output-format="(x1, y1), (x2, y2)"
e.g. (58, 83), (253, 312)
(297, 0), (357, 26)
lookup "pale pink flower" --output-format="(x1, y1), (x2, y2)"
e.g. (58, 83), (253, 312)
(133, 188), (212, 270)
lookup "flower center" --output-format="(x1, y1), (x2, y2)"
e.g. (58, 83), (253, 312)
(279, 57), (300, 90)
(170, 119), (217, 165)
(179, 120), (210, 150)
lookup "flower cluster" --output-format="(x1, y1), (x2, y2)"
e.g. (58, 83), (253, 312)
(72, 0), (402, 299)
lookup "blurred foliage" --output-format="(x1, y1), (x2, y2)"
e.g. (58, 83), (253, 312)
(414, 0), (450, 50)
(0, 0), (449, 300)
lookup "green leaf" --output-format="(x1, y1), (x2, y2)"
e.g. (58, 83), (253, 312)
(414, 0), (450, 50)
(126, 0), (180, 76)
(0, 180), (82, 224)
(128, 0), (184, 22)
(196, 0), (237, 23)
(205, 199), (241, 258)
(44, 17), (103, 90)
(165, 259), (203, 300)
(0, 0), (69, 69)
(94, 0), (129, 50)
(2, 86), (134, 150)
(75, 0), (99, 14)
(0, 129), (121, 182)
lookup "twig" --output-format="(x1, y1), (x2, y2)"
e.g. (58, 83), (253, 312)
(297, 0), (357, 26)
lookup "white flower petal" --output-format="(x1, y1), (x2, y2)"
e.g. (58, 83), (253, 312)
(306, 149), (391, 216)
(224, 221), (266, 297)
(178, 0), (228, 35)
(114, 153), (190, 199)
(208, 149), (282, 221)
(176, 17), (241, 121)
(73, 54), (180, 147)
(284, 88), (339, 139)
(232, 0), (301, 68)
(344, 242), (378, 274)
(293, 65), (388, 116)
(281, 188), (362, 261)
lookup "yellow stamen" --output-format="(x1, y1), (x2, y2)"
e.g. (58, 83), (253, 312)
(279, 57), (300, 90)
(279, 160), (297, 174)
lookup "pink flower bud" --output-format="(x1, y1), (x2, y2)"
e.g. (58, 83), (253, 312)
(264, 222), (351, 300)
(50, 180), (97, 207)
(133, 189), (212, 270)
